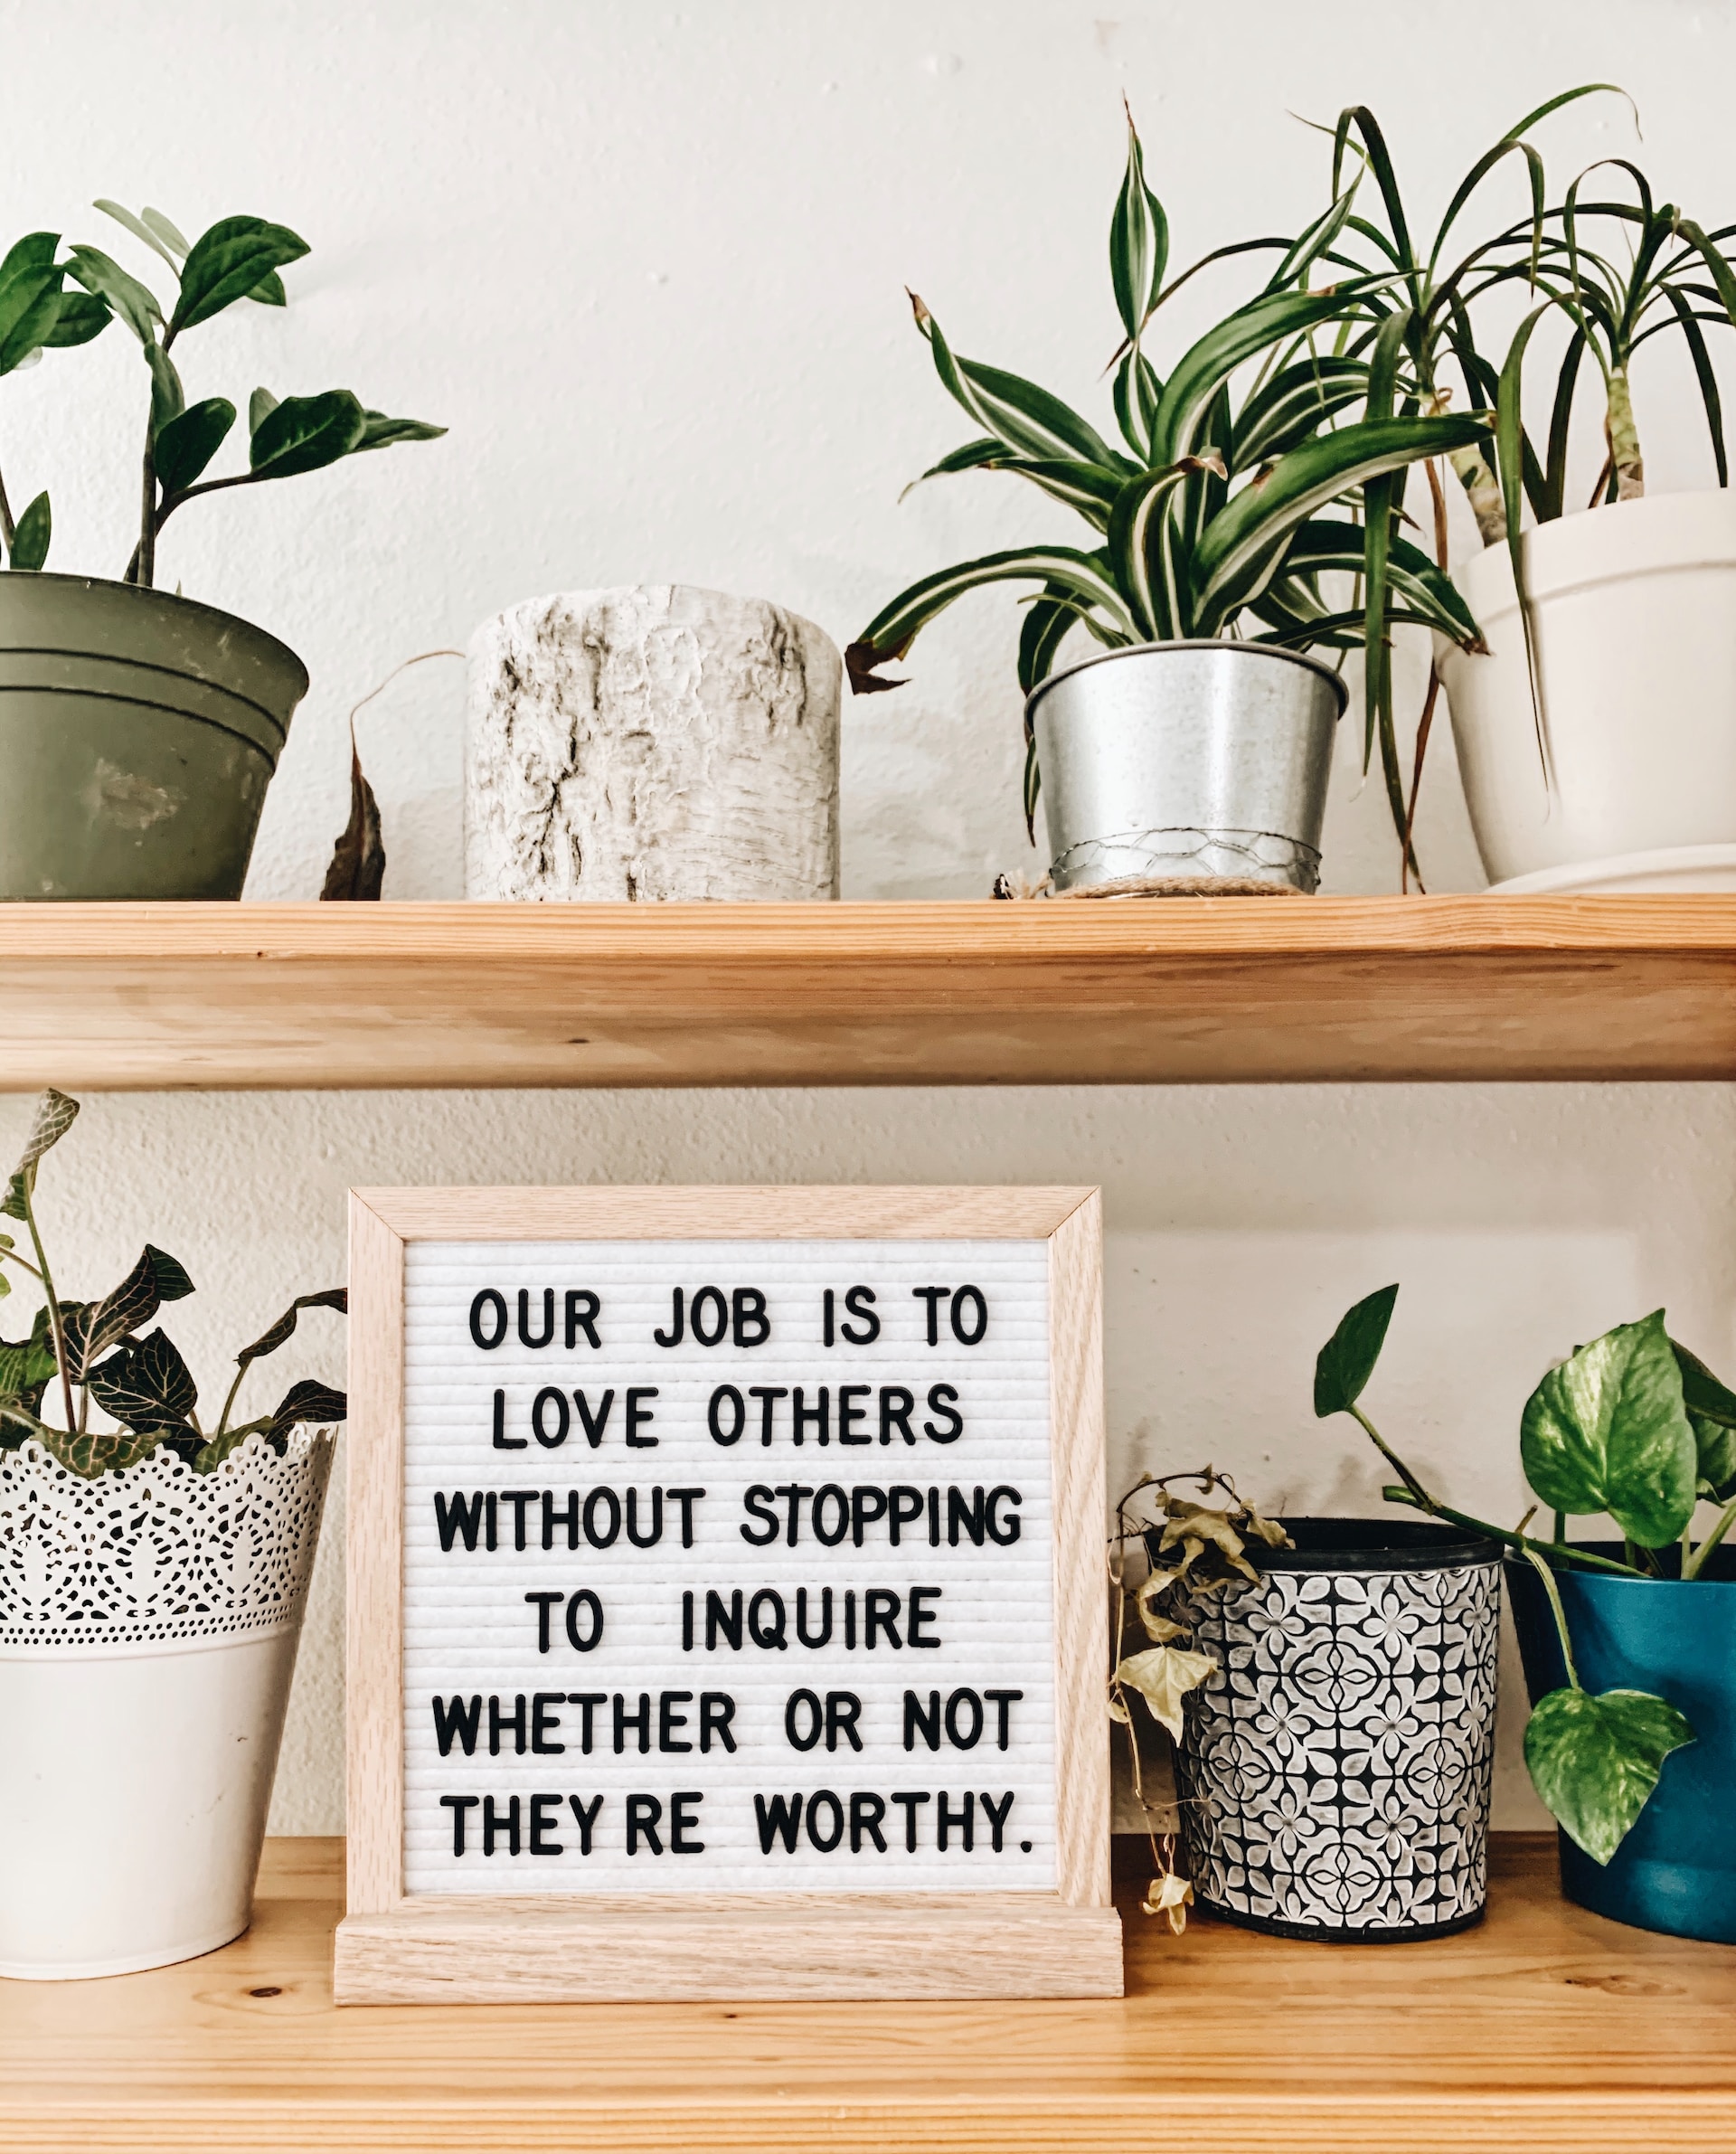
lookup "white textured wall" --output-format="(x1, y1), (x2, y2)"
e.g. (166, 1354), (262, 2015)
(4, 0), (1733, 1835)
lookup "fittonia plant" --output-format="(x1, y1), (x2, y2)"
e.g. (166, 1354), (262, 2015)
(846, 108), (1489, 862)
(0, 1091), (346, 1479)
(0, 202), (442, 584)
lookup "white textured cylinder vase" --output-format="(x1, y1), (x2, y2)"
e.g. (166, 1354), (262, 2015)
(466, 585), (841, 901)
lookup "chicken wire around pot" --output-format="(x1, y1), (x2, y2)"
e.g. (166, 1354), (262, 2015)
(1163, 1517), (1502, 1941)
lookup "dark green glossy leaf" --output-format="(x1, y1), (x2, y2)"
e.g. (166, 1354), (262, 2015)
(352, 408), (447, 452)
(0, 234), (64, 376)
(10, 491), (50, 572)
(0, 1306), (58, 1412)
(63, 1242), (194, 1379)
(1521, 1310), (1698, 1546)
(87, 1327), (198, 1432)
(272, 1377), (346, 1430)
(153, 398), (237, 496)
(1674, 1339), (1736, 1498)
(1524, 1685), (1694, 1865)
(249, 388), (367, 479)
(146, 345), (184, 439)
(40, 292), (109, 348)
(235, 1287), (346, 1369)
(33, 1422), (163, 1479)
(1314, 1284), (1399, 1417)
(171, 215), (308, 334)
(249, 269), (288, 307)
(65, 244), (162, 345)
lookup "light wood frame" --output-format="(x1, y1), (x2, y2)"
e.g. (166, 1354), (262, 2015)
(335, 1184), (1119, 2004)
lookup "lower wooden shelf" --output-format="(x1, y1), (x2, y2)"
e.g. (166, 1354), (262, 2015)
(5, 1835), (1735, 2151)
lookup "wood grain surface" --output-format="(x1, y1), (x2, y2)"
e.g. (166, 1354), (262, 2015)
(6, 1835), (1735, 2152)
(5, 895), (1736, 1088)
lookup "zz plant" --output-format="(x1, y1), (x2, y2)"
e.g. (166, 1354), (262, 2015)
(1316, 1285), (1732, 1865)
(0, 1091), (346, 1479)
(0, 202), (442, 582)
(846, 109), (1488, 846)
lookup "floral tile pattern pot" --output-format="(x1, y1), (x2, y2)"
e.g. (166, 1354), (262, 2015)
(1165, 1517), (1501, 1941)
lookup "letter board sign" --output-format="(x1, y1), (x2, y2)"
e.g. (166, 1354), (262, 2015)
(336, 1186), (1118, 2001)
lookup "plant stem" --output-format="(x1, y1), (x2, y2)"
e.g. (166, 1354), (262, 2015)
(0, 1244), (43, 1280)
(1381, 1486), (1647, 1577)
(1607, 369), (1644, 500)
(137, 431), (157, 590)
(1524, 1546), (1582, 1690)
(1348, 1403), (1430, 1504)
(1553, 1510), (1567, 1544)
(1684, 1492), (1736, 1580)
(216, 1362), (248, 1439)
(0, 456), (15, 554)
(20, 1179), (77, 1435)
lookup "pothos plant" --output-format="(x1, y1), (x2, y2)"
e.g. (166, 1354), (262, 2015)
(846, 107), (1489, 847)
(0, 1091), (346, 1479)
(1313, 1284), (1732, 1865)
(0, 201), (442, 582)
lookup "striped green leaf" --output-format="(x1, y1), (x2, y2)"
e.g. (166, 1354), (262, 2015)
(1147, 279), (1384, 466)
(1191, 413), (1490, 631)
(1263, 183), (1359, 293)
(1230, 355), (1367, 471)
(1110, 104), (1167, 344)
(1113, 347), (1163, 460)
(1107, 458), (1221, 639)
(846, 544), (1135, 693)
(912, 294), (1121, 466)
(1267, 519), (1482, 646)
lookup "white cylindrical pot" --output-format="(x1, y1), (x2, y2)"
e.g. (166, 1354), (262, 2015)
(466, 584), (841, 902)
(1027, 640), (1346, 893)
(1439, 492), (1736, 887)
(0, 1429), (334, 1979)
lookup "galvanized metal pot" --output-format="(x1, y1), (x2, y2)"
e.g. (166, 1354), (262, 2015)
(0, 574), (307, 901)
(1026, 639), (1345, 893)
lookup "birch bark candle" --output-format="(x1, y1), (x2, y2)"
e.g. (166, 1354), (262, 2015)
(465, 585), (841, 901)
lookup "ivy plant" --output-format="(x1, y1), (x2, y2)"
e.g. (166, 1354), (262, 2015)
(0, 1091), (345, 1479)
(846, 107), (1489, 848)
(0, 202), (442, 584)
(1314, 1285), (1732, 1864)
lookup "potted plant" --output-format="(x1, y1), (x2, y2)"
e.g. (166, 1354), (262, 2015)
(847, 109), (1487, 896)
(0, 203), (443, 900)
(1112, 1463), (1503, 1941)
(1316, 1285), (1734, 1944)
(0, 1091), (345, 1978)
(1426, 139), (1736, 889)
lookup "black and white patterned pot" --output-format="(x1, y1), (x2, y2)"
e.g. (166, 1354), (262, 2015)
(1159, 1517), (1501, 1942)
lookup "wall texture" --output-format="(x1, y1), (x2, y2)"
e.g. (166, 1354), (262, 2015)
(3, 0), (1733, 1835)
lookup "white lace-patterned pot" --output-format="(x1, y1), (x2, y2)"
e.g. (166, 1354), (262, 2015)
(1163, 1517), (1501, 1942)
(0, 1428), (334, 1979)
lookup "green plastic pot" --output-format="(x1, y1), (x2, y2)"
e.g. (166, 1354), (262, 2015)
(0, 573), (308, 900)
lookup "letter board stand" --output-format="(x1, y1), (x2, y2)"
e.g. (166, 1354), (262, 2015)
(336, 1185), (1119, 2002)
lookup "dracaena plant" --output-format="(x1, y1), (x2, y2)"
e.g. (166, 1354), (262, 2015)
(1315, 1285), (1736, 1865)
(846, 108), (1489, 846)
(0, 203), (443, 584)
(0, 1091), (346, 1479)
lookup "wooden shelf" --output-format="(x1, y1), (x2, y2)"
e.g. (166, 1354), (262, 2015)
(5, 894), (1736, 1090)
(5, 1836), (1735, 2151)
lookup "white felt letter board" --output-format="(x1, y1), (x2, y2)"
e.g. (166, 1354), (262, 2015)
(336, 1186), (1118, 2002)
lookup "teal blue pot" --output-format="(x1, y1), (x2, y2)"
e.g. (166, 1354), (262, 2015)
(1506, 1545), (1736, 1944)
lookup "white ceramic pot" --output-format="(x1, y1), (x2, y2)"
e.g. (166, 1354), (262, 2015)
(1439, 492), (1736, 887)
(0, 1429), (334, 1979)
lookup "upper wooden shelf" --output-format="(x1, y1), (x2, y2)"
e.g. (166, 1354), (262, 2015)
(5, 894), (1736, 1090)
(6, 1836), (1735, 2151)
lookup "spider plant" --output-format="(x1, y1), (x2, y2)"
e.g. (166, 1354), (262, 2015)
(846, 108), (1488, 849)
(1310, 86), (1624, 879)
